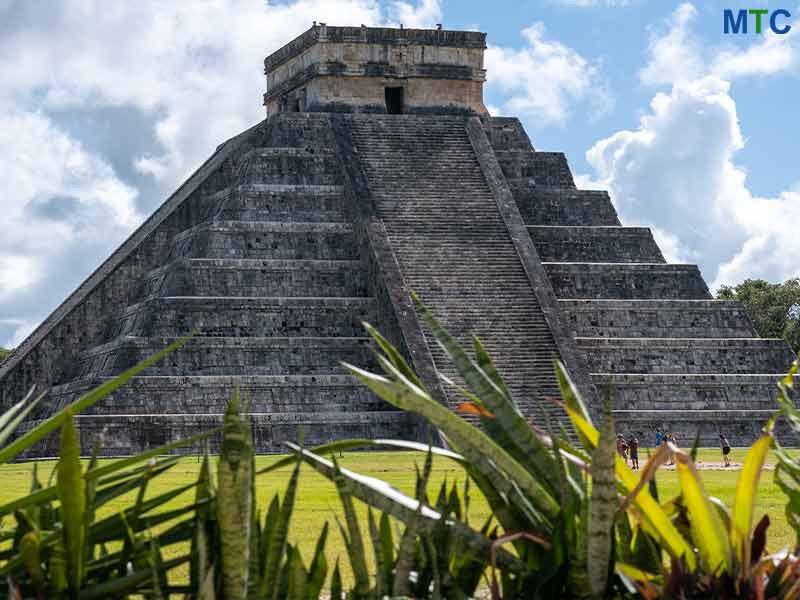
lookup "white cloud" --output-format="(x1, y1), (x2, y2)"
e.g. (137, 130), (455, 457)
(640, 3), (800, 86)
(0, 110), (140, 346)
(585, 76), (800, 289)
(485, 22), (613, 126)
(0, 0), (387, 189)
(639, 3), (705, 86)
(389, 0), (442, 27)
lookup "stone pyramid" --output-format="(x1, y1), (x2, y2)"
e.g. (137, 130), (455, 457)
(1, 24), (795, 455)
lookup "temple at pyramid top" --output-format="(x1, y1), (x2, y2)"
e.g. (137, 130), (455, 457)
(263, 24), (489, 115)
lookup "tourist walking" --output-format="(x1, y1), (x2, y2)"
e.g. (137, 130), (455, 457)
(666, 432), (675, 465)
(628, 435), (639, 470)
(655, 428), (663, 448)
(616, 434), (628, 465)
(720, 433), (731, 467)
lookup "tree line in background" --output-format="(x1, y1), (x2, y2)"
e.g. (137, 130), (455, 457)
(717, 277), (800, 353)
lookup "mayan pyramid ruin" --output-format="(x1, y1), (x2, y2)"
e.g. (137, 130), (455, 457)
(1, 24), (796, 455)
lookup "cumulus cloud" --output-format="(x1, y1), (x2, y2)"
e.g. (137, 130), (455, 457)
(0, 0), (445, 348)
(640, 2), (800, 86)
(639, 3), (705, 85)
(485, 22), (613, 126)
(585, 76), (800, 289)
(0, 110), (140, 346)
(389, 0), (442, 27)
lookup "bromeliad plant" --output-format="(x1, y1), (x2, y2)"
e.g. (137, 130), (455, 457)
(260, 294), (797, 599)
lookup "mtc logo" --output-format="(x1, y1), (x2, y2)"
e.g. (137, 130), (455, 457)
(724, 8), (792, 34)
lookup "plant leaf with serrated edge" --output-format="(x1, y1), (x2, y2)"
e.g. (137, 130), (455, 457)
(0, 335), (192, 465)
(57, 407), (85, 593)
(588, 402), (616, 599)
(217, 392), (253, 600)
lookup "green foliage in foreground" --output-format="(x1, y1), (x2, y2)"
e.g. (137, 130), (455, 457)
(717, 277), (800, 352)
(2, 306), (800, 598)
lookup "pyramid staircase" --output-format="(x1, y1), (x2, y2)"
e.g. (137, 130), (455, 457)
(482, 116), (796, 443)
(346, 115), (572, 429)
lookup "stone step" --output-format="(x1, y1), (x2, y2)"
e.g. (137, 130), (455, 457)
(115, 296), (377, 338)
(528, 226), (665, 263)
(480, 117), (534, 151)
(18, 410), (421, 457)
(141, 258), (369, 298)
(78, 336), (377, 377)
(513, 188), (621, 227)
(49, 374), (390, 415)
(347, 114), (570, 431)
(594, 373), (797, 412)
(495, 151), (575, 188)
(237, 147), (341, 186)
(579, 337), (794, 374)
(544, 262), (711, 300)
(259, 113), (338, 148)
(560, 299), (757, 338)
(169, 221), (358, 261)
(211, 183), (348, 222)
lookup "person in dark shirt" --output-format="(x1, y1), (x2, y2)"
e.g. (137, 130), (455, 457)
(628, 435), (639, 470)
(616, 434), (628, 465)
(719, 433), (731, 467)
(655, 428), (663, 448)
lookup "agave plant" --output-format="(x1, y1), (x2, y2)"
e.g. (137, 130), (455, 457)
(256, 296), (799, 599)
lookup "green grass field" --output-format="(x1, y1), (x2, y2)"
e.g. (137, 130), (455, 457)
(1, 448), (796, 586)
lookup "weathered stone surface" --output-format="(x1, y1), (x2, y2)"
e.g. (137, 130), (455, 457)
(1, 26), (795, 455)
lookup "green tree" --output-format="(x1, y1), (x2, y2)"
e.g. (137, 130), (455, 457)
(0, 347), (10, 361)
(716, 278), (800, 353)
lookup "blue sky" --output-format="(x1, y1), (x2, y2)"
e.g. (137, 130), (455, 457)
(0, 0), (798, 348)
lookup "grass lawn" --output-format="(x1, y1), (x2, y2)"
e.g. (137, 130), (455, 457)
(0, 448), (796, 587)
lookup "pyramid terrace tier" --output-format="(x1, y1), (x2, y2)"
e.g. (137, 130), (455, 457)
(140, 258), (369, 298)
(211, 184), (349, 222)
(168, 221), (359, 261)
(48, 374), (394, 416)
(528, 226), (665, 263)
(17, 410), (422, 457)
(595, 373), (798, 412)
(115, 296), (377, 338)
(513, 188), (621, 227)
(544, 262), (711, 299)
(78, 336), (376, 377)
(579, 337), (794, 374)
(560, 299), (757, 338)
(236, 147), (342, 186)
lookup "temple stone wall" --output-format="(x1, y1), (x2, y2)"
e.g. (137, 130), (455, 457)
(264, 25), (487, 116)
